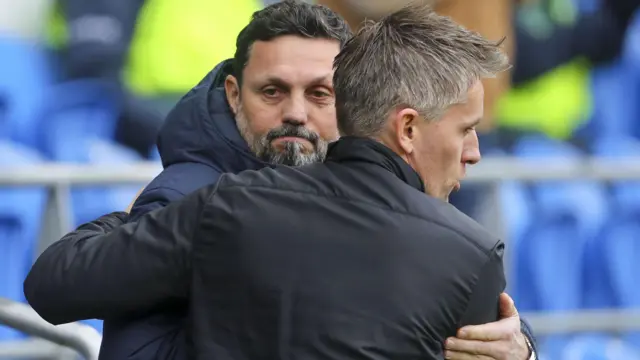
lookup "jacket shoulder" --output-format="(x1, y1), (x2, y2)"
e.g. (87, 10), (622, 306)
(426, 199), (500, 254)
(130, 162), (224, 218)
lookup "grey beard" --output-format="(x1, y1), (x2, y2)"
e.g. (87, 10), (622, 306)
(257, 138), (328, 166)
(235, 108), (328, 167)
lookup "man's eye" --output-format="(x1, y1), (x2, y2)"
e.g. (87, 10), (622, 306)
(312, 91), (329, 98)
(263, 88), (279, 97)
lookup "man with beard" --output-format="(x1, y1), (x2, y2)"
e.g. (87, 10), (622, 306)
(28, 2), (349, 359)
(126, 2), (345, 222)
(25, 2), (536, 360)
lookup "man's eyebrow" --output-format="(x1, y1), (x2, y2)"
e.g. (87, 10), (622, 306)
(259, 75), (333, 88)
(470, 117), (482, 127)
(307, 74), (333, 86)
(261, 77), (290, 88)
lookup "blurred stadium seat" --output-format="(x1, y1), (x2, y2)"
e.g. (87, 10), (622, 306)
(513, 136), (608, 310)
(562, 334), (640, 360)
(584, 62), (640, 141)
(41, 80), (122, 158)
(624, 9), (640, 74)
(591, 136), (640, 307)
(39, 79), (141, 230)
(512, 136), (612, 359)
(64, 138), (145, 227)
(592, 136), (640, 350)
(0, 140), (46, 341)
(0, 36), (51, 150)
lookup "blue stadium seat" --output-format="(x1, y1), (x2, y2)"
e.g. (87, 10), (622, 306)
(512, 136), (609, 359)
(557, 334), (640, 360)
(592, 136), (640, 350)
(0, 37), (51, 149)
(41, 80), (121, 158)
(60, 138), (147, 227)
(0, 141), (46, 340)
(513, 136), (607, 309)
(620, 9), (640, 140)
(593, 136), (640, 218)
(624, 9), (640, 74)
(584, 62), (639, 141)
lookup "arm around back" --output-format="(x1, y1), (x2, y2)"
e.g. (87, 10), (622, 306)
(24, 184), (215, 325)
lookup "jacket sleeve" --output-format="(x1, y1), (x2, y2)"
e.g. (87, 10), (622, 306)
(24, 184), (215, 325)
(128, 162), (225, 222)
(128, 185), (185, 221)
(458, 242), (506, 327)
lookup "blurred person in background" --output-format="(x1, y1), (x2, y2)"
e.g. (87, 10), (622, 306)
(26, 4), (538, 359)
(497, 0), (640, 144)
(26, 1), (537, 360)
(46, 0), (264, 157)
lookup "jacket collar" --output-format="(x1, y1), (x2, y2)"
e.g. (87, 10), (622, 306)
(326, 136), (425, 193)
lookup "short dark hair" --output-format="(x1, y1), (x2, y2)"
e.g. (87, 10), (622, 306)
(233, 0), (352, 84)
(333, 3), (510, 137)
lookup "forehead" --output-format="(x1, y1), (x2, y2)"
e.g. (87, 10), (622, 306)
(243, 35), (340, 85)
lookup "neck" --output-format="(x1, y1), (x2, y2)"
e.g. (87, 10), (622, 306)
(372, 133), (418, 182)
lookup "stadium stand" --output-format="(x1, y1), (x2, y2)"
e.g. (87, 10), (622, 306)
(0, 141), (46, 341)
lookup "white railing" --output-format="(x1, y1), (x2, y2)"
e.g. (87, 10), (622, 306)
(1, 158), (640, 358)
(0, 299), (101, 359)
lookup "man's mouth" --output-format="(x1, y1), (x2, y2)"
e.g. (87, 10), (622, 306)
(271, 136), (313, 147)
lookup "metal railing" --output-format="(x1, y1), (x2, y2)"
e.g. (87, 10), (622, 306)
(1, 157), (640, 357)
(0, 299), (101, 359)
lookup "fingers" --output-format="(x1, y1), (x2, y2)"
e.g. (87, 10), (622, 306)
(457, 318), (513, 341)
(499, 293), (518, 319)
(445, 338), (493, 354)
(444, 337), (513, 360)
(444, 349), (493, 360)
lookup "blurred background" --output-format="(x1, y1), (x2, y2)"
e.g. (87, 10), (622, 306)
(1, 0), (640, 358)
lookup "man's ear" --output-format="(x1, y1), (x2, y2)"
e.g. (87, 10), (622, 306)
(224, 75), (240, 115)
(395, 108), (420, 155)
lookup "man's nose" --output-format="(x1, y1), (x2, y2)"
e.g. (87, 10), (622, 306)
(462, 131), (481, 165)
(281, 94), (308, 125)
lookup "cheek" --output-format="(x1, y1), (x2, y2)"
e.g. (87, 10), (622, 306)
(309, 106), (339, 140)
(445, 140), (463, 162)
(427, 139), (461, 174)
(240, 97), (282, 135)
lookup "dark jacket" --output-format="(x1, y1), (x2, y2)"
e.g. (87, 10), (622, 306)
(109, 59), (268, 360)
(25, 59), (269, 360)
(26, 137), (509, 359)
